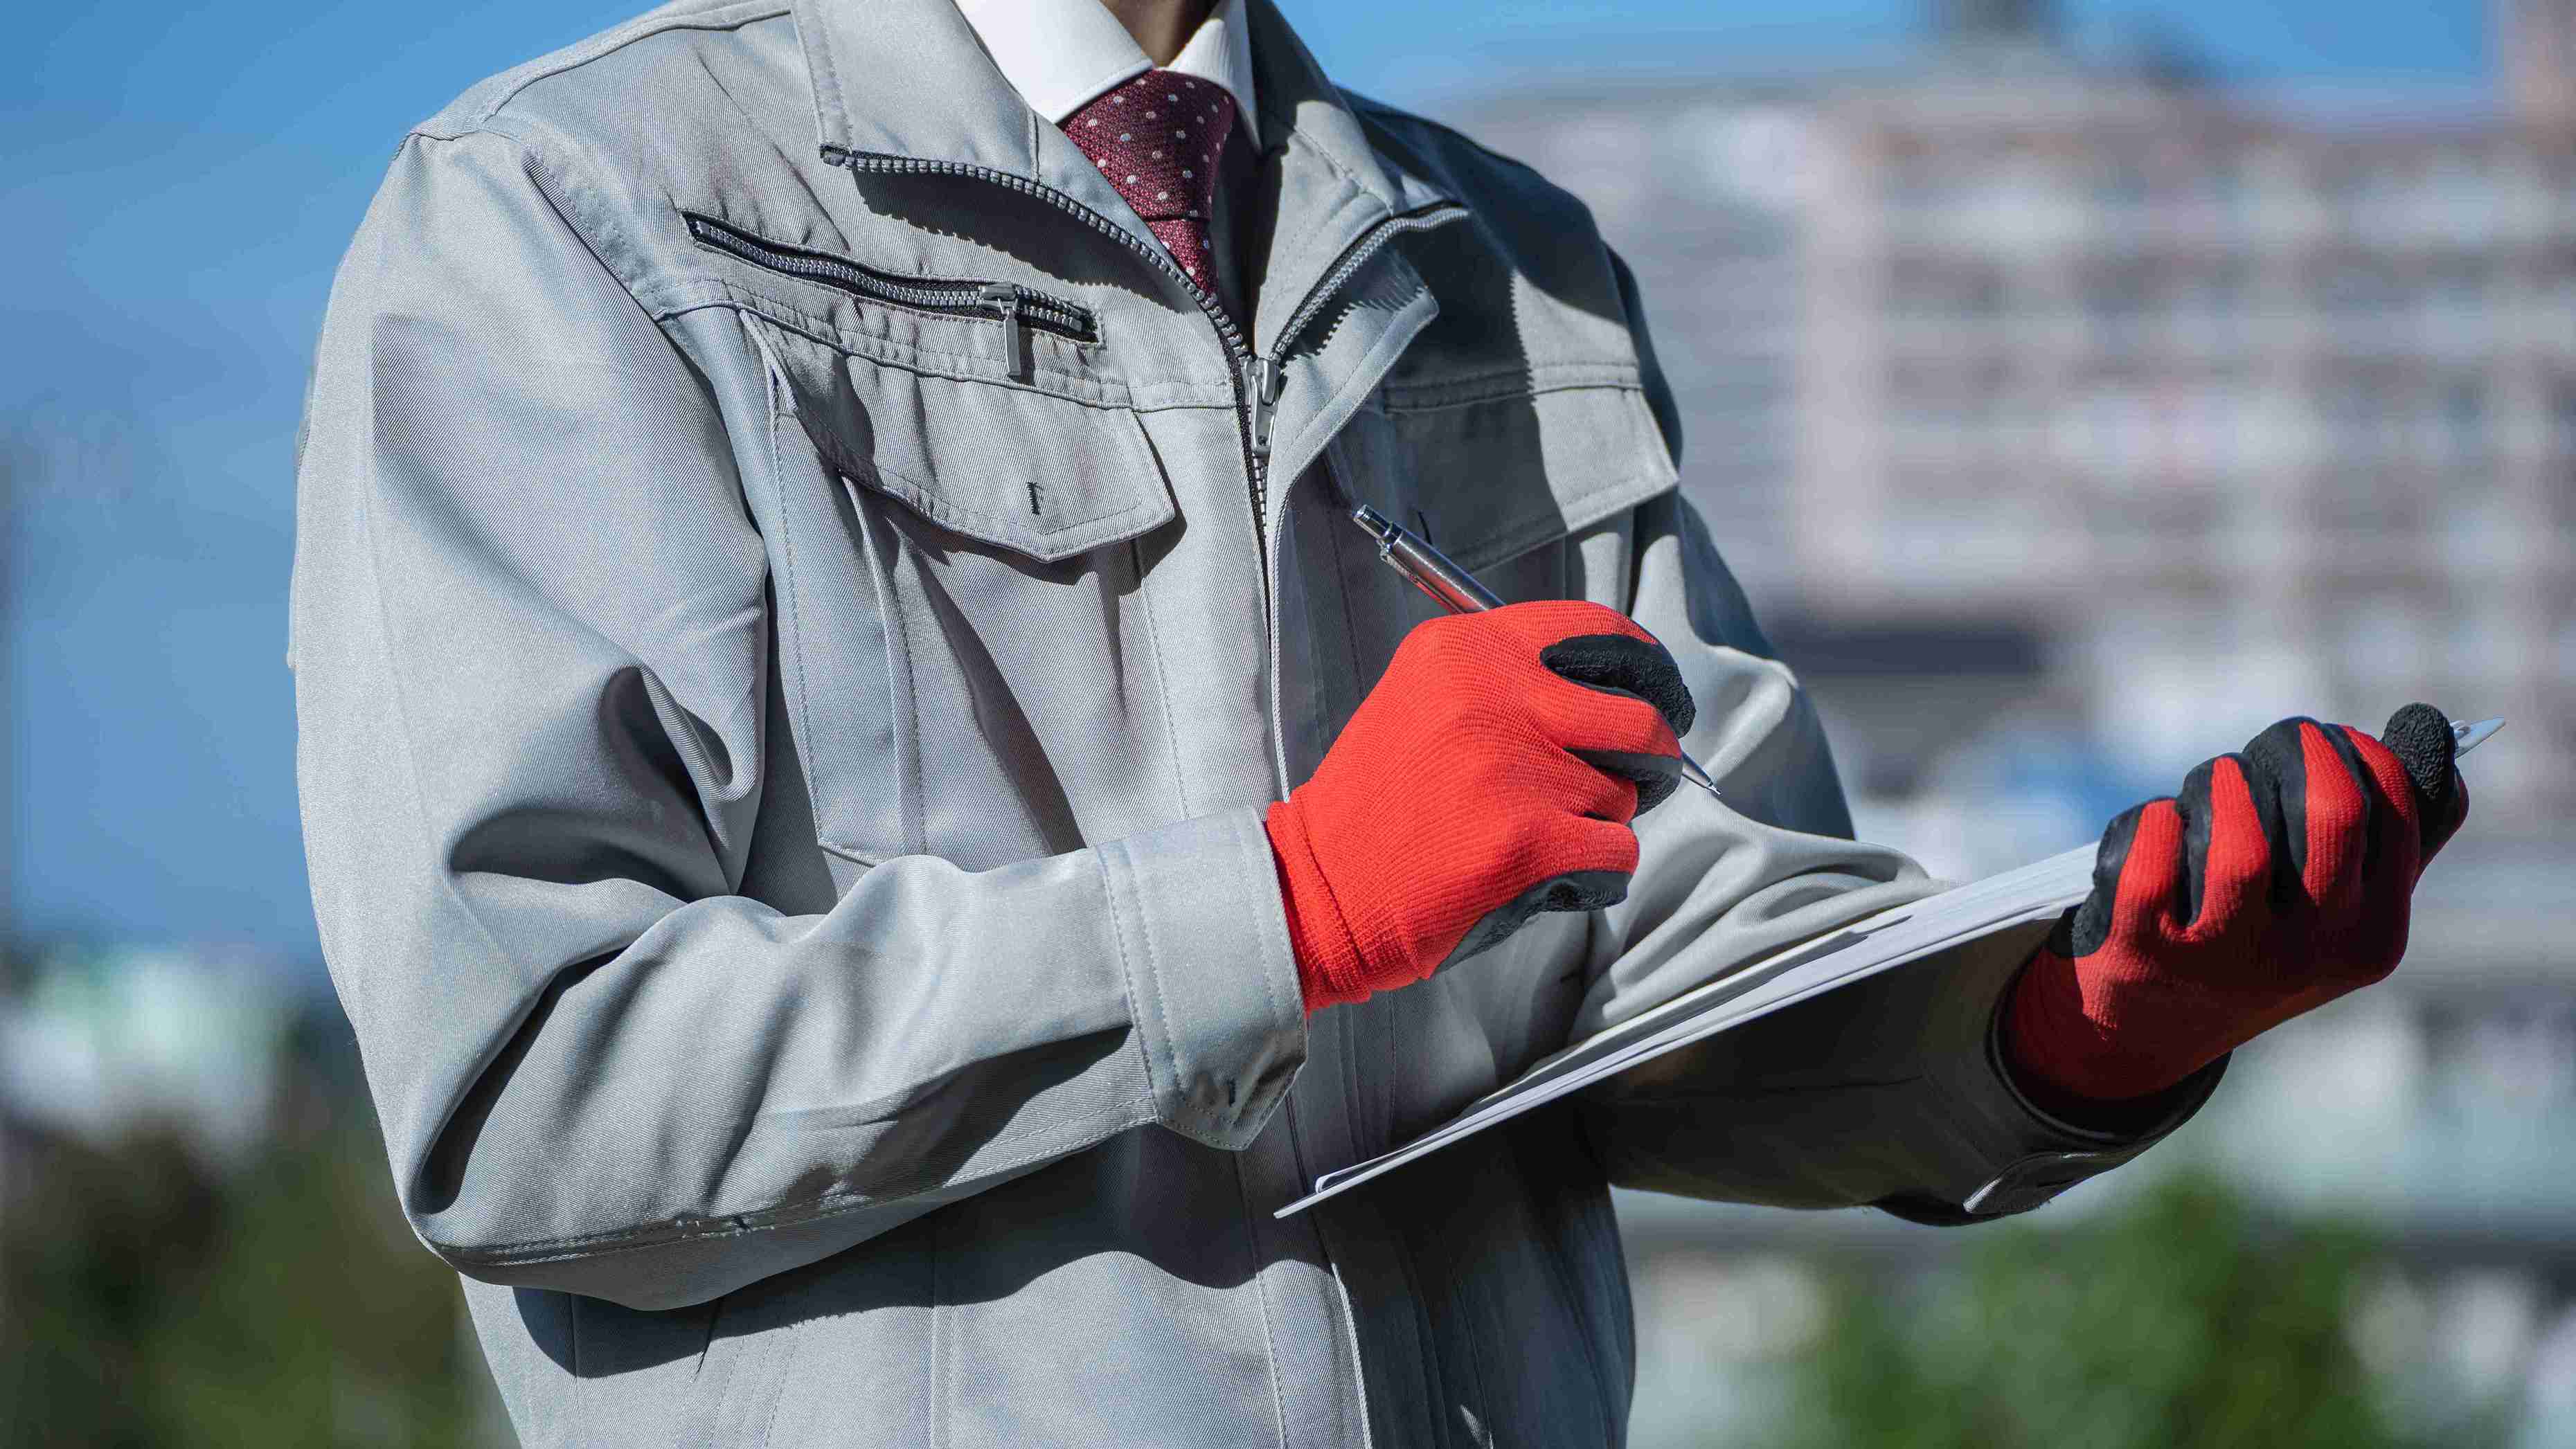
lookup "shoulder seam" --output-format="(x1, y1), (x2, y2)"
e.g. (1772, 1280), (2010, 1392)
(416, 0), (793, 137)
(395, 124), (666, 348)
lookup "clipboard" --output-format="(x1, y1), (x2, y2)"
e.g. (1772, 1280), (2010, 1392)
(1275, 843), (2102, 1216)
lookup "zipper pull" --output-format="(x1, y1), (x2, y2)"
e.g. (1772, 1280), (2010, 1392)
(981, 284), (1024, 379)
(1247, 356), (1285, 461)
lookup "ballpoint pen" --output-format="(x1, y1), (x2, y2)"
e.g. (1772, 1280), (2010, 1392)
(1348, 503), (1725, 798)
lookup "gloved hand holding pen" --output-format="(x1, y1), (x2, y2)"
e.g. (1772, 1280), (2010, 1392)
(1265, 600), (1698, 1012)
(2001, 702), (2474, 1122)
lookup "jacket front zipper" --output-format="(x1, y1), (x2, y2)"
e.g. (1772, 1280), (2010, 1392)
(684, 210), (1094, 379)
(817, 152), (1464, 1449)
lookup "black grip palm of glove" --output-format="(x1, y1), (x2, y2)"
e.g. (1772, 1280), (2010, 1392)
(1540, 631), (1700, 814)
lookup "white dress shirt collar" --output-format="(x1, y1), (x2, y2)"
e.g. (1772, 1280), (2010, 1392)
(954, 0), (1260, 145)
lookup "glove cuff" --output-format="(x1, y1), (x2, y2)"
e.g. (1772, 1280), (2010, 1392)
(2000, 945), (2208, 1117)
(1263, 799), (1375, 1012)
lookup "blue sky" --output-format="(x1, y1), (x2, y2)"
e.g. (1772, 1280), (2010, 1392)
(0, 0), (2496, 964)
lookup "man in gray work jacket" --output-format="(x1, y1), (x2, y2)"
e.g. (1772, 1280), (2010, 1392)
(292, 0), (2471, 1442)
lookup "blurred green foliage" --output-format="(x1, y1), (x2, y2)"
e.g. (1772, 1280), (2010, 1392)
(1, 1045), (489, 1448)
(1778, 1173), (2491, 1449)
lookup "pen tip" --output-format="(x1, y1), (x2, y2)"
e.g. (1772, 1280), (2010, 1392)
(2451, 717), (2505, 756)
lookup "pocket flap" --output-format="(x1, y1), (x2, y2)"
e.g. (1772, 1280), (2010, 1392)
(754, 308), (1177, 565)
(833, 361), (1176, 563)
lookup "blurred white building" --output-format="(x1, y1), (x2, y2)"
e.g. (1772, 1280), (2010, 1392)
(1456, 0), (2576, 832)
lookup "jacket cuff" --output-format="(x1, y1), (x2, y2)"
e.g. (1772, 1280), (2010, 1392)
(1877, 924), (2225, 1226)
(1095, 807), (1309, 1150)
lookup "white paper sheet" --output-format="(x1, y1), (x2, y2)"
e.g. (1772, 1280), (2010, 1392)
(1274, 843), (2102, 1217)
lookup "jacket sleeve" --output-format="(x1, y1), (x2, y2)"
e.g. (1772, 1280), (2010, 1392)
(290, 129), (1305, 1311)
(1566, 251), (2215, 1222)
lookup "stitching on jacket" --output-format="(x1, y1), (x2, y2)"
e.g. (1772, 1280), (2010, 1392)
(1454, 1308), (1502, 1448)
(646, 283), (1237, 411)
(1231, 811), (1291, 1050)
(437, 127), (681, 406)
(1129, 541), (1192, 819)
(662, 282), (1134, 405)
(1095, 843), (1166, 1113)
(794, 422), (929, 858)
(1279, 116), (1393, 207)
(755, 1306), (803, 1448)
(1125, 837), (1193, 1130)
(568, 1297), (584, 1421)
(887, 525), (1055, 851)
(1317, 448), (1373, 735)
(757, 344), (841, 865)
(442, 1), (793, 132)
(686, 298), (1188, 554)
(1227, 1156), (1296, 1449)
(886, 517), (929, 856)
(863, 447), (1168, 545)
(1373, 368), (1645, 414)
(1444, 1230), (1506, 1448)
(927, 1207), (948, 1449)
(780, 424), (924, 853)
(681, 210), (1111, 348)
(692, 1297), (755, 1441)
(1264, 181), (1384, 341)
(801, 0), (850, 154)
(1385, 1224), (1449, 1446)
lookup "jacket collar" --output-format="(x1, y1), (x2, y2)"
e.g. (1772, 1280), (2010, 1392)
(791, 0), (1459, 351)
(951, 0), (1262, 147)
(793, 0), (1410, 192)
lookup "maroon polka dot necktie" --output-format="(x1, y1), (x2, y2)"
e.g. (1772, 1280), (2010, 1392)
(1063, 69), (1237, 301)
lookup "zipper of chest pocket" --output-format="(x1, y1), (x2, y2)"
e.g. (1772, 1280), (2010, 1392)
(683, 211), (1098, 370)
(821, 152), (1465, 576)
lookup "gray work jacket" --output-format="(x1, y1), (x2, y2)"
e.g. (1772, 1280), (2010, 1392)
(289, 1), (2212, 1443)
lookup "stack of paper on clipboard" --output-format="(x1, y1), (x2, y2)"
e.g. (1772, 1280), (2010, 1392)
(1275, 842), (2104, 1218)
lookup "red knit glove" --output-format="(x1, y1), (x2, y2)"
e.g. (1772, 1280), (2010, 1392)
(2003, 703), (2471, 1116)
(1265, 600), (1697, 1012)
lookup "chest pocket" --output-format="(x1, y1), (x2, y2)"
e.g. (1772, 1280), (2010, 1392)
(708, 221), (1186, 872)
(1323, 375), (1680, 663)
(1336, 378), (1676, 573)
